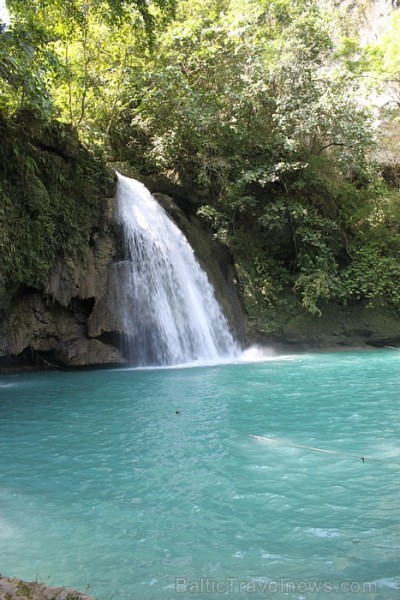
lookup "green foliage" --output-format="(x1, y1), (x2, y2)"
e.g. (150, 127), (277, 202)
(343, 244), (400, 310)
(341, 187), (400, 311)
(259, 195), (343, 314)
(197, 205), (232, 245)
(106, 0), (399, 319)
(2, 0), (400, 326)
(0, 19), (57, 117)
(0, 115), (113, 291)
(1, 0), (175, 132)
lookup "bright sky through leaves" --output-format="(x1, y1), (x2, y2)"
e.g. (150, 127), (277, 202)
(0, 0), (9, 23)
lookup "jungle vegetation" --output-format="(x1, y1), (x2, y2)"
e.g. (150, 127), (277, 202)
(1, 0), (400, 327)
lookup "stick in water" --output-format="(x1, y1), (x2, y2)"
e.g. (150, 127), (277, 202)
(249, 435), (400, 465)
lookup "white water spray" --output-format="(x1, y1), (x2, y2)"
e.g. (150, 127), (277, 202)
(116, 174), (240, 366)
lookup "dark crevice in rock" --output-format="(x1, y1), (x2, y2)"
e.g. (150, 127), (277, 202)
(32, 139), (74, 161)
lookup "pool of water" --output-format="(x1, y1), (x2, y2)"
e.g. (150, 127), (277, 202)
(0, 350), (399, 599)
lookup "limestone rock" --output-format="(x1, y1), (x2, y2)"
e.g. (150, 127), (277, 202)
(1, 293), (84, 356)
(54, 338), (124, 367)
(0, 292), (127, 367)
(251, 302), (400, 351)
(0, 576), (94, 600)
(46, 230), (116, 308)
(87, 261), (131, 338)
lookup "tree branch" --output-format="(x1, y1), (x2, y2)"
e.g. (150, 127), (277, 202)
(318, 142), (348, 154)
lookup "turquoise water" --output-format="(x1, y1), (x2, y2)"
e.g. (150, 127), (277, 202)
(0, 350), (399, 599)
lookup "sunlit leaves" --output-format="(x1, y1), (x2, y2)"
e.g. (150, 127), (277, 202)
(2, 0), (399, 317)
(1, 0), (175, 121)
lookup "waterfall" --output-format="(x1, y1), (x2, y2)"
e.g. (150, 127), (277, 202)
(116, 173), (240, 366)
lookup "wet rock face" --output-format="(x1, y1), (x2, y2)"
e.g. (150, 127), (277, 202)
(0, 110), (244, 369)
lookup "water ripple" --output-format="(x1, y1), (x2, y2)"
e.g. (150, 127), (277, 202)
(0, 351), (399, 599)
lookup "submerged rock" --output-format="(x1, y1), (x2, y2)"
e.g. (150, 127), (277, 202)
(0, 576), (94, 600)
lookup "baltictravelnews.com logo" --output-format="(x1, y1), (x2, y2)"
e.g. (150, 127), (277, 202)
(175, 577), (378, 595)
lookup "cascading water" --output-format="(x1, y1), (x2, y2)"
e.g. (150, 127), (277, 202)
(116, 173), (240, 366)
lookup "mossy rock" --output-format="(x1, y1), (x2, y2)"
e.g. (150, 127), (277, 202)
(0, 112), (116, 307)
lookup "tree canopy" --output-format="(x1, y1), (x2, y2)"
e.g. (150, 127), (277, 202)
(1, 0), (400, 322)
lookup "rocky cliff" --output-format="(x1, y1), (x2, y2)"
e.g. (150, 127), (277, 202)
(2, 110), (400, 369)
(0, 115), (244, 369)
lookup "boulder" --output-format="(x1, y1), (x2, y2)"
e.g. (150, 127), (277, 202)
(0, 576), (94, 600)
(54, 338), (124, 367)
